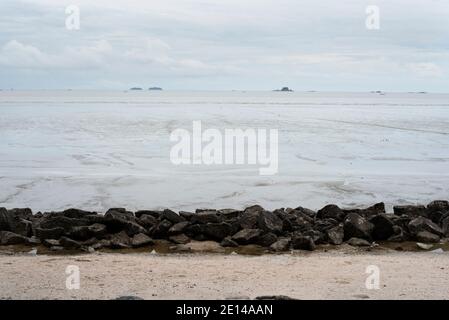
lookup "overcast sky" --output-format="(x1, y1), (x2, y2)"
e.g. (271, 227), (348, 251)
(0, 0), (448, 91)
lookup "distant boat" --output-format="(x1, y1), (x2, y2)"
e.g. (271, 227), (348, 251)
(130, 87), (143, 91)
(149, 87), (163, 91)
(273, 87), (293, 92)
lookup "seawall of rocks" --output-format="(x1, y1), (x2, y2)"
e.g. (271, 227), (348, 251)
(1, 201), (448, 252)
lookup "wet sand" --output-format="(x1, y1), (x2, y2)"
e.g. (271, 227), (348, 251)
(1, 246), (448, 300)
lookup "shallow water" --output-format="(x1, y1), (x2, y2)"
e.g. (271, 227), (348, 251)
(1, 90), (449, 212)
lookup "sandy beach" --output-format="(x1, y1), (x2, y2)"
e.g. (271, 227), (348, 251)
(1, 247), (448, 300)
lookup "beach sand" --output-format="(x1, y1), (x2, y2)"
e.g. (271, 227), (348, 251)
(1, 246), (448, 300)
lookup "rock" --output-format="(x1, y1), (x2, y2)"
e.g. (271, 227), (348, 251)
(105, 208), (134, 219)
(191, 211), (221, 224)
(35, 227), (65, 240)
(408, 217), (443, 236)
(347, 237), (371, 247)
(393, 205), (427, 218)
(387, 226), (406, 242)
(161, 209), (185, 224)
(344, 203), (385, 218)
(220, 236), (239, 247)
(8, 208), (33, 220)
(201, 222), (233, 240)
(256, 232), (278, 247)
(326, 225), (344, 245)
(103, 211), (147, 236)
(416, 231), (440, 243)
(114, 296), (144, 300)
(317, 204), (345, 221)
(137, 214), (158, 228)
(168, 221), (190, 235)
(169, 234), (190, 244)
(170, 244), (192, 253)
(61, 208), (96, 219)
(370, 214), (395, 240)
(134, 210), (162, 219)
(343, 213), (374, 240)
(441, 216), (449, 236)
(59, 236), (82, 249)
(291, 233), (316, 251)
(179, 211), (195, 220)
(0, 231), (28, 245)
(43, 239), (60, 247)
(50, 246), (64, 251)
(257, 211), (283, 234)
(294, 206), (316, 218)
(255, 295), (297, 300)
(9, 218), (32, 237)
(26, 236), (41, 245)
(151, 219), (173, 238)
(68, 223), (107, 240)
(231, 229), (262, 245)
(0, 208), (9, 230)
(39, 216), (89, 231)
(0, 208), (33, 236)
(131, 233), (154, 247)
(269, 238), (290, 252)
(427, 200), (449, 223)
(109, 231), (131, 248)
(244, 205), (264, 214)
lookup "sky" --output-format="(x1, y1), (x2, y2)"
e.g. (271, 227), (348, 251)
(0, 0), (448, 92)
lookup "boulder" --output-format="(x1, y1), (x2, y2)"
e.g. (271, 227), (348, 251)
(427, 200), (449, 224)
(151, 219), (173, 238)
(137, 214), (158, 229)
(269, 238), (291, 252)
(168, 221), (190, 235)
(291, 233), (316, 251)
(161, 209), (185, 224)
(43, 239), (61, 247)
(370, 214), (395, 240)
(35, 227), (65, 240)
(317, 204), (345, 221)
(169, 234), (190, 244)
(343, 203), (385, 218)
(231, 229), (262, 245)
(393, 205), (427, 218)
(293, 206), (316, 218)
(39, 216), (89, 231)
(343, 213), (374, 240)
(131, 233), (154, 247)
(347, 237), (371, 247)
(59, 236), (82, 249)
(257, 211), (283, 234)
(0, 208), (9, 230)
(61, 208), (96, 219)
(68, 223), (107, 240)
(191, 211), (221, 224)
(201, 222), (233, 241)
(134, 210), (162, 219)
(109, 231), (131, 248)
(220, 237), (239, 247)
(408, 217), (443, 236)
(256, 232), (278, 247)
(179, 211), (195, 220)
(416, 231), (440, 243)
(0, 231), (27, 245)
(326, 225), (344, 245)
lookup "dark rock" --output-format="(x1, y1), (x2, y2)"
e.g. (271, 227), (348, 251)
(179, 211), (195, 220)
(220, 236), (239, 247)
(114, 296), (144, 300)
(387, 226), (406, 242)
(256, 232), (278, 247)
(26, 236), (41, 245)
(39, 216), (89, 231)
(9, 218), (32, 237)
(0, 231), (27, 245)
(161, 209), (185, 224)
(134, 210), (161, 219)
(441, 216), (449, 236)
(109, 231), (131, 248)
(427, 200), (449, 212)
(344, 203), (385, 218)
(408, 217), (443, 236)
(218, 209), (241, 219)
(257, 211), (283, 234)
(0, 208), (9, 230)
(244, 205), (264, 214)
(201, 222), (233, 241)
(191, 211), (221, 224)
(35, 227), (64, 240)
(317, 204), (345, 221)
(68, 223), (107, 240)
(255, 295), (297, 300)
(137, 214), (158, 229)
(393, 205), (427, 218)
(347, 237), (371, 247)
(294, 206), (316, 218)
(61, 208), (96, 219)
(43, 239), (60, 247)
(291, 233), (316, 251)
(343, 212), (374, 240)
(168, 221), (190, 235)
(151, 219), (172, 238)
(59, 236), (82, 249)
(370, 214), (395, 240)
(103, 211), (147, 236)
(269, 238), (291, 252)
(326, 225), (344, 245)
(231, 229), (262, 245)
(7, 208), (33, 220)
(169, 234), (190, 244)
(416, 231), (440, 243)
(131, 233), (154, 247)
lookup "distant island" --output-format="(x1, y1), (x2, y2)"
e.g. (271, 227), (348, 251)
(149, 87), (163, 91)
(273, 87), (293, 92)
(130, 87), (143, 91)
